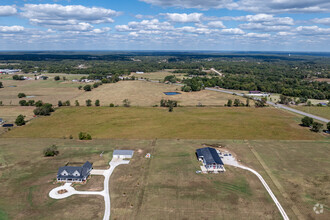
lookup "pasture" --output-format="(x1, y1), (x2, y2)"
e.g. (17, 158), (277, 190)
(292, 106), (330, 120)
(0, 74), (86, 106)
(73, 80), (249, 107)
(0, 138), (328, 219)
(3, 107), (323, 140)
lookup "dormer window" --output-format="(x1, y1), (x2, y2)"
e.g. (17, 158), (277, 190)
(61, 170), (68, 176)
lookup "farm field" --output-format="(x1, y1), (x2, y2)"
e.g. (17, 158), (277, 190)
(292, 106), (330, 120)
(0, 74), (85, 106)
(0, 138), (328, 219)
(3, 106), (323, 140)
(130, 69), (187, 81)
(74, 80), (249, 107)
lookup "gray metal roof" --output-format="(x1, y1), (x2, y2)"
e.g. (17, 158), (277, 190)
(113, 150), (134, 156)
(57, 161), (92, 179)
(196, 147), (223, 165)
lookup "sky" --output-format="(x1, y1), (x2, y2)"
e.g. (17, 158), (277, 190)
(0, 0), (330, 51)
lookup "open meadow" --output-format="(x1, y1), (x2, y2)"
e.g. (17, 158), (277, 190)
(74, 80), (250, 107)
(0, 74), (86, 106)
(0, 138), (328, 219)
(3, 106), (323, 140)
(292, 106), (330, 120)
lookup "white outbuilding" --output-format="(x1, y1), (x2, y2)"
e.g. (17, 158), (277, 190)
(113, 150), (134, 159)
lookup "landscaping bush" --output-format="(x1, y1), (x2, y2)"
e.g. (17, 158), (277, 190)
(79, 132), (92, 140)
(43, 145), (59, 157)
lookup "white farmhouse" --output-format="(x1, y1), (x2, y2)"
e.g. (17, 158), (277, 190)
(113, 150), (134, 159)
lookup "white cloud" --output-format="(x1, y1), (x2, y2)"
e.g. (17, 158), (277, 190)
(296, 26), (330, 35)
(21, 4), (120, 31)
(221, 28), (245, 35)
(312, 18), (330, 26)
(163, 13), (203, 23)
(0, 25), (24, 33)
(0, 5), (17, 16)
(239, 23), (291, 31)
(0, 26), (24, 33)
(207, 21), (225, 28)
(140, 0), (330, 13)
(116, 19), (174, 32)
(244, 32), (271, 38)
(224, 14), (294, 26)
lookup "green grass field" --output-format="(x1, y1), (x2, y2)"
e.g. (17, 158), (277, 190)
(293, 106), (330, 120)
(0, 138), (328, 219)
(3, 107), (323, 140)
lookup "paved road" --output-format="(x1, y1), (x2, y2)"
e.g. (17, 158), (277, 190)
(49, 158), (130, 220)
(222, 155), (290, 220)
(206, 87), (329, 123)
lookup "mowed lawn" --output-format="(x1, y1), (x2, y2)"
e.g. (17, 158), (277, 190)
(0, 138), (282, 220)
(73, 80), (248, 107)
(293, 106), (330, 120)
(3, 107), (323, 140)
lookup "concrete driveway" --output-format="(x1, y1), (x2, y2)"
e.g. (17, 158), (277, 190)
(49, 158), (130, 220)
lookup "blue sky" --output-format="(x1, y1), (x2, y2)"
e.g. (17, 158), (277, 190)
(0, 0), (330, 51)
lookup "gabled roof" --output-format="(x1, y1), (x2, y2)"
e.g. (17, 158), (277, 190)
(196, 147), (223, 165)
(57, 161), (92, 179)
(113, 150), (134, 156)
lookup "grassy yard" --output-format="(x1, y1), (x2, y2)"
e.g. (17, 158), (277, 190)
(3, 107), (323, 140)
(292, 106), (330, 120)
(1, 138), (328, 219)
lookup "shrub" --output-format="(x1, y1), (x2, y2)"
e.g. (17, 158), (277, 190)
(311, 122), (323, 132)
(160, 99), (177, 107)
(54, 76), (60, 81)
(78, 85), (82, 90)
(27, 100), (35, 106)
(123, 99), (130, 107)
(86, 99), (92, 106)
(35, 100), (43, 107)
(83, 85), (92, 91)
(15, 114), (26, 126)
(58, 100), (63, 107)
(0, 81), (3, 88)
(227, 99), (232, 107)
(95, 99), (100, 106)
(34, 103), (54, 116)
(65, 100), (70, 106)
(109, 103), (115, 107)
(301, 116), (313, 127)
(75, 100), (80, 106)
(78, 132), (92, 140)
(0, 101), (3, 106)
(12, 75), (24, 80)
(18, 93), (26, 98)
(181, 85), (192, 92)
(234, 99), (240, 107)
(19, 100), (28, 106)
(43, 145), (59, 157)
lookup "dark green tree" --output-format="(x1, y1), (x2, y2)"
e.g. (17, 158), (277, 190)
(19, 100), (28, 106)
(15, 114), (26, 126)
(83, 85), (92, 91)
(43, 145), (59, 157)
(79, 132), (92, 140)
(18, 93), (26, 98)
(34, 103), (54, 116)
(54, 76), (60, 81)
(95, 99), (100, 106)
(86, 99), (92, 106)
(234, 99), (240, 107)
(75, 100), (80, 106)
(327, 122), (330, 131)
(311, 122), (323, 132)
(301, 116), (313, 127)
(227, 99), (232, 107)
(58, 100), (63, 107)
(0, 82), (3, 88)
(65, 100), (70, 106)
(123, 99), (130, 107)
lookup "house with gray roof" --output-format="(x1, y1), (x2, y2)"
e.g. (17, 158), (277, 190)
(196, 147), (225, 173)
(57, 161), (93, 183)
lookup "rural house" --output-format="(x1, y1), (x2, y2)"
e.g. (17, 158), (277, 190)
(113, 150), (134, 159)
(57, 161), (93, 183)
(196, 147), (225, 173)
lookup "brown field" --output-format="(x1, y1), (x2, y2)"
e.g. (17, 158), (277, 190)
(74, 80), (248, 107)
(131, 70), (187, 81)
(0, 106), (35, 134)
(0, 138), (328, 219)
(0, 74), (86, 106)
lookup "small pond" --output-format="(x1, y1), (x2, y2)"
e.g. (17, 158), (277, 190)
(164, 92), (181, 96)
